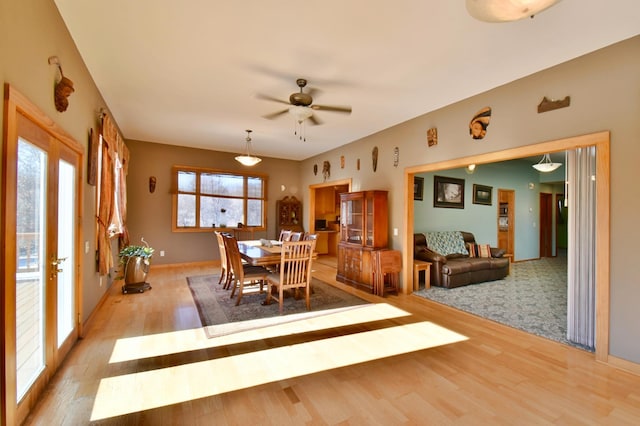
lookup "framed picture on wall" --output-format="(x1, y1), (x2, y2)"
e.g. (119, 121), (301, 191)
(414, 176), (424, 201)
(434, 175), (465, 208)
(472, 184), (493, 205)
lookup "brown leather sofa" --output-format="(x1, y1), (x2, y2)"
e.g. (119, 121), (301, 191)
(414, 231), (509, 289)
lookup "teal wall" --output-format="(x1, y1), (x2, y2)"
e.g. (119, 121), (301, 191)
(414, 159), (561, 261)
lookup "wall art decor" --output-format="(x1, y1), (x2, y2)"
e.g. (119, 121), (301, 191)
(372, 146), (378, 172)
(322, 160), (330, 181)
(414, 176), (424, 201)
(393, 147), (399, 167)
(427, 127), (438, 146)
(537, 96), (571, 113)
(472, 184), (493, 205)
(313, 164), (318, 175)
(469, 106), (491, 140)
(357, 158), (360, 170)
(434, 175), (465, 209)
(340, 155), (345, 168)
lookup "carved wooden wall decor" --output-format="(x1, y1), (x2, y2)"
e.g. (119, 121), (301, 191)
(469, 107), (491, 140)
(427, 127), (438, 146)
(538, 96), (571, 113)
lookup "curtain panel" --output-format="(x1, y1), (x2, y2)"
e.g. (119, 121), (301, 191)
(97, 114), (130, 275)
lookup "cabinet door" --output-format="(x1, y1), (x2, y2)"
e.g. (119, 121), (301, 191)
(341, 196), (363, 244)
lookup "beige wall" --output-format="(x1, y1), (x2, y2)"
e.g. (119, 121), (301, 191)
(301, 36), (640, 364)
(125, 140), (302, 265)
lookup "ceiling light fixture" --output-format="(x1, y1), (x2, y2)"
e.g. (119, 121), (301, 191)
(235, 129), (262, 167)
(465, 164), (477, 174)
(532, 153), (562, 172)
(289, 106), (313, 141)
(466, 0), (562, 22)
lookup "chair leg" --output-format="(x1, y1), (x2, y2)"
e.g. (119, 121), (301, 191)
(235, 281), (244, 306)
(305, 286), (311, 311)
(279, 286), (284, 314)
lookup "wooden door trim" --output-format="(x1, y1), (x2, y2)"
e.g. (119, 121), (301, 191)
(403, 131), (610, 363)
(2, 84), (84, 425)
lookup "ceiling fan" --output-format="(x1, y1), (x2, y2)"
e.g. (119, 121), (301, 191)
(256, 78), (352, 126)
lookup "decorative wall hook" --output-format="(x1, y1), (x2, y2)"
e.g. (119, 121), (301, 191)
(538, 96), (571, 113)
(48, 55), (75, 112)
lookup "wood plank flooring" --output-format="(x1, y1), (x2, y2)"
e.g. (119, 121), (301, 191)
(23, 258), (640, 425)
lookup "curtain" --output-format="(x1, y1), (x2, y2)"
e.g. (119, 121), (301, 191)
(116, 133), (130, 248)
(97, 114), (130, 275)
(97, 121), (115, 275)
(567, 147), (596, 349)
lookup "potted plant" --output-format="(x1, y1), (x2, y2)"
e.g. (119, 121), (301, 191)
(119, 239), (154, 288)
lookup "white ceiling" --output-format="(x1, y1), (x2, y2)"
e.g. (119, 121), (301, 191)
(53, 1), (640, 161)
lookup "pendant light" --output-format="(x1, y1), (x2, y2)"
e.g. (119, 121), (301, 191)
(532, 153), (562, 172)
(235, 129), (262, 167)
(466, 0), (562, 22)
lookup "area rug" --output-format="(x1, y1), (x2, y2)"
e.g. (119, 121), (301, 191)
(413, 256), (592, 351)
(187, 275), (370, 338)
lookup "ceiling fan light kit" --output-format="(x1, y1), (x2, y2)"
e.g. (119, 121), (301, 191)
(466, 0), (561, 22)
(257, 78), (352, 142)
(532, 153), (562, 172)
(235, 129), (262, 167)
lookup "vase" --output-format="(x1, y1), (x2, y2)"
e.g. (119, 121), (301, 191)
(123, 256), (150, 284)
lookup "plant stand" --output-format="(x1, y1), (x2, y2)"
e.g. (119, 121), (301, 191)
(122, 281), (152, 294)
(121, 255), (152, 294)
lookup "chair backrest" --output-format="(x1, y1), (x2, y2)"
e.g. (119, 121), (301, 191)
(289, 231), (303, 242)
(214, 231), (229, 270)
(222, 233), (245, 282)
(304, 233), (317, 241)
(277, 240), (316, 287)
(279, 229), (292, 242)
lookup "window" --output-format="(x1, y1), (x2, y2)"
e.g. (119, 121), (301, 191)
(173, 166), (267, 231)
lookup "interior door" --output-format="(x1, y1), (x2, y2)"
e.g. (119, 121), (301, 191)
(2, 88), (82, 424)
(539, 192), (553, 257)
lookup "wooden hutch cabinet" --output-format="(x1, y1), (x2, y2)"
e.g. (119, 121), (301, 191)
(336, 190), (388, 292)
(276, 196), (304, 236)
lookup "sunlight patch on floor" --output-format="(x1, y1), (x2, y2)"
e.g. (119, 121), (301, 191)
(92, 320), (468, 421)
(109, 303), (409, 363)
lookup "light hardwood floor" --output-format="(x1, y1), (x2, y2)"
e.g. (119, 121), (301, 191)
(24, 258), (640, 425)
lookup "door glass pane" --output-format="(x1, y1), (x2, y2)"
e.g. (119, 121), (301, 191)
(57, 159), (75, 347)
(16, 138), (47, 401)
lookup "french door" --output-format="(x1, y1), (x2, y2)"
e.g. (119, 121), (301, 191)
(2, 85), (82, 424)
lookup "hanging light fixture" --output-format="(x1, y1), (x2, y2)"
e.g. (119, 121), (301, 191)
(532, 153), (562, 172)
(466, 0), (562, 22)
(235, 129), (262, 167)
(465, 164), (477, 174)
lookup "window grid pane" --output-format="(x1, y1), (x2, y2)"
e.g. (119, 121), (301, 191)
(174, 168), (266, 231)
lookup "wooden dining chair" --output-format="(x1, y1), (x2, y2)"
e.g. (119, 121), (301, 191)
(223, 234), (270, 306)
(265, 239), (316, 314)
(289, 232), (303, 242)
(214, 231), (233, 289)
(279, 229), (292, 242)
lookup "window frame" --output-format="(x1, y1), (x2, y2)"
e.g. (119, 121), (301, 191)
(171, 165), (268, 233)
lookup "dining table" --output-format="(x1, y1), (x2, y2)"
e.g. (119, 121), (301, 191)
(236, 240), (283, 267)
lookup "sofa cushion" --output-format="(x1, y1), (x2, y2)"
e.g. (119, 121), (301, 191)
(425, 231), (468, 257)
(477, 244), (491, 258)
(467, 242), (478, 257)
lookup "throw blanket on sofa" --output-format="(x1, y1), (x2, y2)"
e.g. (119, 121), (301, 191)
(424, 231), (469, 257)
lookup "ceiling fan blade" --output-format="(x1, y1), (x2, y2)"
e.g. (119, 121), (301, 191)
(311, 104), (352, 114)
(308, 114), (322, 126)
(262, 109), (289, 120)
(256, 93), (291, 105)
